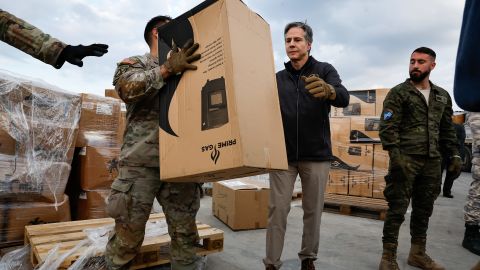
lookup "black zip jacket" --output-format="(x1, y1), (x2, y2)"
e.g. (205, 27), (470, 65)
(277, 56), (350, 162)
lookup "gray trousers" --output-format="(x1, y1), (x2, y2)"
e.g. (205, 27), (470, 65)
(263, 161), (330, 268)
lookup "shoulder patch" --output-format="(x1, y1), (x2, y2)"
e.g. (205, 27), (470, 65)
(383, 109), (393, 120)
(435, 95), (447, 104)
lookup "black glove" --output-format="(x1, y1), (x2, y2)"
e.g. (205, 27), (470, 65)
(164, 39), (201, 74)
(388, 148), (408, 181)
(55, 43), (109, 68)
(447, 155), (463, 179)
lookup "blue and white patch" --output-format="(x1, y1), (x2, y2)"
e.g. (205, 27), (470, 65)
(383, 110), (393, 120)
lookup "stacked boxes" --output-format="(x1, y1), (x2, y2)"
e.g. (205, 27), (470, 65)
(0, 71), (80, 244)
(328, 88), (390, 198)
(70, 93), (123, 220)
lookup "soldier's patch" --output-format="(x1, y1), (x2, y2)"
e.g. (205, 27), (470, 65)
(435, 95), (447, 104)
(383, 109), (393, 120)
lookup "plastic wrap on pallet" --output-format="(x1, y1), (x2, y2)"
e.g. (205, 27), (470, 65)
(0, 70), (81, 203)
(0, 245), (31, 270)
(35, 220), (168, 270)
(76, 93), (122, 147)
(0, 195), (70, 247)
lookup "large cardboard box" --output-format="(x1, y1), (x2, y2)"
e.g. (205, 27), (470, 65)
(77, 189), (109, 220)
(0, 195), (70, 246)
(0, 129), (15, 155)
(350, 116), (381, 143)
(331, 143), (373, 171)
(76, 93), (122, 147)
(375, 88), (390, 116)
(331, 90), (376, 117)
(0, 154), (71, 203)
(330, 117), (351, 145)
(348, 171), (374, 197)
(326, 169), (348, 195)
(157, 0), (287, 182)
(373, 145), (389, 199)
(78, 146), (120, 190)
(212, 178), (269, 230)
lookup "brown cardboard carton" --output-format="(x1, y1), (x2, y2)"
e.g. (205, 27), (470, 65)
(331, 90), (376, 116)
(76, 93), (121, 147)
(0, 154), (71, 203)
(78, 146), (120, 190)
(348, 170), (374, 197)
(0, 195), (70, 246)
(105, 89), (120, 99)
(326, 169), (348, 195)
(331, 143), (373, 171)
(330, 117), (351, 145)
(350, 116), (381, 143)
(77, 189), (109, 220)
(157, 0), (287, 182)
(373, 145), (389, 199)
(212, 178), (269, 230)
(0, 128), (15, 155)
(375, 88), (390, 116)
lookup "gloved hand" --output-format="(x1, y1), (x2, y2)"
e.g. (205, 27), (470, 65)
(56, 44), (109, 68)
(301, 75), (336, 100)
(447, 155), (463, 179)
(388, 148), (408, 181)
(164, 39), (201, 74)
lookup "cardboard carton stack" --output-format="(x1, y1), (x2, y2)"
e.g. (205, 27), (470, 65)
(328, 89), (390, 198)
(0, 71), (80, 246)
(70, 93), (123, 220)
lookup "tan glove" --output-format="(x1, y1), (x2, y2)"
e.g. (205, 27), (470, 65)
(301, 75), (336, 100)
(164, 39), (201, 74)
(447, 155), (463, 179)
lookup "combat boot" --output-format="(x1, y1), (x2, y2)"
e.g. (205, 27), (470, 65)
(378, 243), (399, 270)
(463, 224), (480, 255)
(301, 258), (315, 270)
(407, 240), (445, 270)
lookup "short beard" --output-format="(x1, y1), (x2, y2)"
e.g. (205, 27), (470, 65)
(409, 70), (430, 83)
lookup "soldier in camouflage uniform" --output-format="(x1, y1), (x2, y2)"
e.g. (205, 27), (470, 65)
(378, 47), (462, 270)
(463, 112), (480, 256)
(0, 9), (108, 68)
(104, 16), (202, 270)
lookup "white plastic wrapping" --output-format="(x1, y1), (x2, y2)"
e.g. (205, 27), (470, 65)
(0, 70), (81, 203)
(0, 245), (31, 270)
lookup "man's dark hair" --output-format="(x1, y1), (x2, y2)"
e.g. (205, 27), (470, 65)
(413, 47), (436, 59)
(144, 15), (172, 46)
(284, 21), (313, 43)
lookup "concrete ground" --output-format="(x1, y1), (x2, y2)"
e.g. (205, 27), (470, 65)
(194, 172), (478, 270)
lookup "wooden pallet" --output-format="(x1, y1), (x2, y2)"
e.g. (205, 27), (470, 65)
(323, 193), (388, 220)
(25, 213), (224, 269)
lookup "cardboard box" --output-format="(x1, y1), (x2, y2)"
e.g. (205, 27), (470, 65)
(373, 145), (388, 199)
(77, 189), (110, 220)
(212, 178), (269, 230)
(331, 143), (373, 171)
(0, 154), (71, 203)
(157, 0), (287, 182)
(326, 169), (348, 195)
(105, 89), (120, 99)
(0, 195), (70, 246)
(348, 170), (373, 197)
(330, 117), (351, 145)
(331, 90), (376, 117)
(350, 116), (381, 143)
(375, 88), (390, 116)
(76, 93), (122, 147)
(78, 146), (120, 190)
(373, 174), (386, 199)
(0, 128), (15, 155)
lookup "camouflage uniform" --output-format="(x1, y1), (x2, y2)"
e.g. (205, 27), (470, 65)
(105, 53), (202, 270)
(379, 79), (459, 245)
(0, 9), (66, 68)
(465, 112), (480, 224)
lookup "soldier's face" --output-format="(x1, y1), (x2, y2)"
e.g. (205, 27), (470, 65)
(409, 52), (436, 83)
(285, 27), (311, 61)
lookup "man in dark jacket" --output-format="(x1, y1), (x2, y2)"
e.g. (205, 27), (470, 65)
(263, 21), (349, 270)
